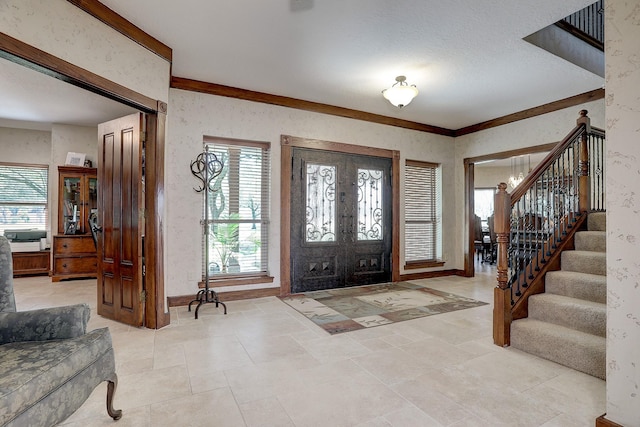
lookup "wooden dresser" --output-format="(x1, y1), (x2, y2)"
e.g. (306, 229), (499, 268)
(51, 235), (97, 282)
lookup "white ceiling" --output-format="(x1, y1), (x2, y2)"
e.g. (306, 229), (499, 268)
(0, 58), (137, 130)
(100, 0), (603, 130)
(0, 0), (603, 131)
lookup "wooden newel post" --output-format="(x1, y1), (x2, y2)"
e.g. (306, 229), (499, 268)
(577, 110), (591, 213)
(493, 182), (512, 346)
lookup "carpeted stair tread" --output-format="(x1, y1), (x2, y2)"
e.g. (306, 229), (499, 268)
(561, 250), (606, 276)
(545, 270), (606, 304)
(511, 212), (607, 380)
(574, 231), (606, 252)
(511, 318), (605, 380)
(587, 212), (606, 232)
(528, 293), (606, 337)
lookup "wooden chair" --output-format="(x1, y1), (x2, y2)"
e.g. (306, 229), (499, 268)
(473, 215), (485, 260)
(485, 214), (497, 264)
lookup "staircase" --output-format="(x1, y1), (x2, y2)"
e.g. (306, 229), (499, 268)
(510, 212), (606, 379)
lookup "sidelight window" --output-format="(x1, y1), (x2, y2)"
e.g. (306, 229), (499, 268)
(0, 163), (48, 236)
(404, 160), (442, 265)
(202, 137), (270, 276)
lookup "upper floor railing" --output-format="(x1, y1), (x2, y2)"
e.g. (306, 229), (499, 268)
(493, 110), (605, 346)
(556, 0), (604, 50)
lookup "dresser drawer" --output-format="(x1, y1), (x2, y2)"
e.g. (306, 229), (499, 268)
(54, 256), (97, 274)
(53, 236), (95, 254)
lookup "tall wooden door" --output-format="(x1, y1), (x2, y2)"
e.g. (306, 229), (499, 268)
(97, 113), (145, 326)
(290, 148), (392, 293)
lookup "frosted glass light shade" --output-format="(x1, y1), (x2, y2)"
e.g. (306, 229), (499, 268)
(382, 76), (418, 108)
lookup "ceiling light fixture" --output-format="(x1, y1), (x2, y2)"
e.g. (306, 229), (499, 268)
(508, 155), (531, 190)
(382, 76), (418, 108)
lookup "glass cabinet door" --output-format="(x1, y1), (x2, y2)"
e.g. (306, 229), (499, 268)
(57, 167), (98, 235)
(87, 177), (98, 231)
(62, 175), (82, 234)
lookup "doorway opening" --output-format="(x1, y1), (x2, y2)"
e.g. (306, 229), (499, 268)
(1, 34), (168, 328)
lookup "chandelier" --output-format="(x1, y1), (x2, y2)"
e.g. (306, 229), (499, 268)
(508, 171), (525, 189)
(382, 76), (418, 108)
(508, 155), (530, 189)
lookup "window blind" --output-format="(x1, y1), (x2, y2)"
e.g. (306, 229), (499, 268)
(202, 138), (270, 276)
(404, 160), (441, 262)
(0, 163), (48, 235)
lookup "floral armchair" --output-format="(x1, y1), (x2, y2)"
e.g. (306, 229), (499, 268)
(0, 235), (121, 426)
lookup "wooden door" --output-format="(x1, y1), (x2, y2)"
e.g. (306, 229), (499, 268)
(290, 148), (392, 293)
(97, 113), (145, 326)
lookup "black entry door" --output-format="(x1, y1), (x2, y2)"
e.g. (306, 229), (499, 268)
(290, 148), (392, 293)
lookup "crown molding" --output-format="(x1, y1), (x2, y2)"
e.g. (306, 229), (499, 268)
(67, 0), (604, 137)
(455, 88), (605, 136)
(0, 31), (158, 112)
(172, 76), (604, 138)
(67, 0), (172, 62)
(170, 76), (456, 136)
(65, 1), (604, 137)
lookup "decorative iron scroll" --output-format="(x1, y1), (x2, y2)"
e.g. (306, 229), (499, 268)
(357, 168), (383, 241)
(505, 124), (605, 305)
(190, 151), (224, 193)
(188, 148), (227, 319)
(305, 163), (336, 242)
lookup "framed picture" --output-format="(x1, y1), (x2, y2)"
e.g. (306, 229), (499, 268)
(65, 152), (86, 167)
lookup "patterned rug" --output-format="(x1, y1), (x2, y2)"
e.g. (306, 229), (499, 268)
(280, 281), (488, 335)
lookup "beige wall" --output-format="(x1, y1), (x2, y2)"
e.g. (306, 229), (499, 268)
(50, 124), (98, 237)
(474, 166), (512, 189)
(166, 89), (457, 297)
(0, 125), (97, 242)
(605, 0), (640, 424)
(454, 100), (605, 261)
(0, 127), (51, 164)
(0, 0), (170, 103)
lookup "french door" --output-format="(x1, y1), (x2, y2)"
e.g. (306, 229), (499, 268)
(97, 113), (144, 326)
(290, 148), (392, 293)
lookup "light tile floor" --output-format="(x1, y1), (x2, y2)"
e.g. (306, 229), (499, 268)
(12, 263), (605, 427)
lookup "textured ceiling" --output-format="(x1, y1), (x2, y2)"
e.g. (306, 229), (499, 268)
(0, 0), (604, 131)
(99, 0), (603, 129)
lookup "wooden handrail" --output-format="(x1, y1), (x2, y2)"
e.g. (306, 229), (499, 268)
(510, 110), (589, 204)
(493, 110), (601, 347)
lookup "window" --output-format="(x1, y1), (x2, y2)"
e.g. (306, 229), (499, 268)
(202, 137), (270, 277)
(474, 188), (494, 221)
(404, 160), (442, 267)
(0, 163), (48, 236)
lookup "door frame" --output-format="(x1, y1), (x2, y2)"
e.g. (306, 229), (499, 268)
(281, 135), (400, 295)
(463, 142), (557, 278)
(0, 33), (169, 328)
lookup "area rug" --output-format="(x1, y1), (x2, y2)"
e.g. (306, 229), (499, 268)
(279, 281), (488, 335)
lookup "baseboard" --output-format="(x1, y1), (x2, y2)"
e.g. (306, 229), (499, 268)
(596, 414), (624, 427)
(167, 287), (280, 307)
(399, 269), (464, 282)
(167, 270), (465, 307)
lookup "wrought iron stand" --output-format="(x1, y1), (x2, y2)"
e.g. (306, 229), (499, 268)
(188, 148), (228, 319)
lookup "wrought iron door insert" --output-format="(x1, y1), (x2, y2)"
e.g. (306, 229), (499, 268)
(290, 148), (392, 293)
